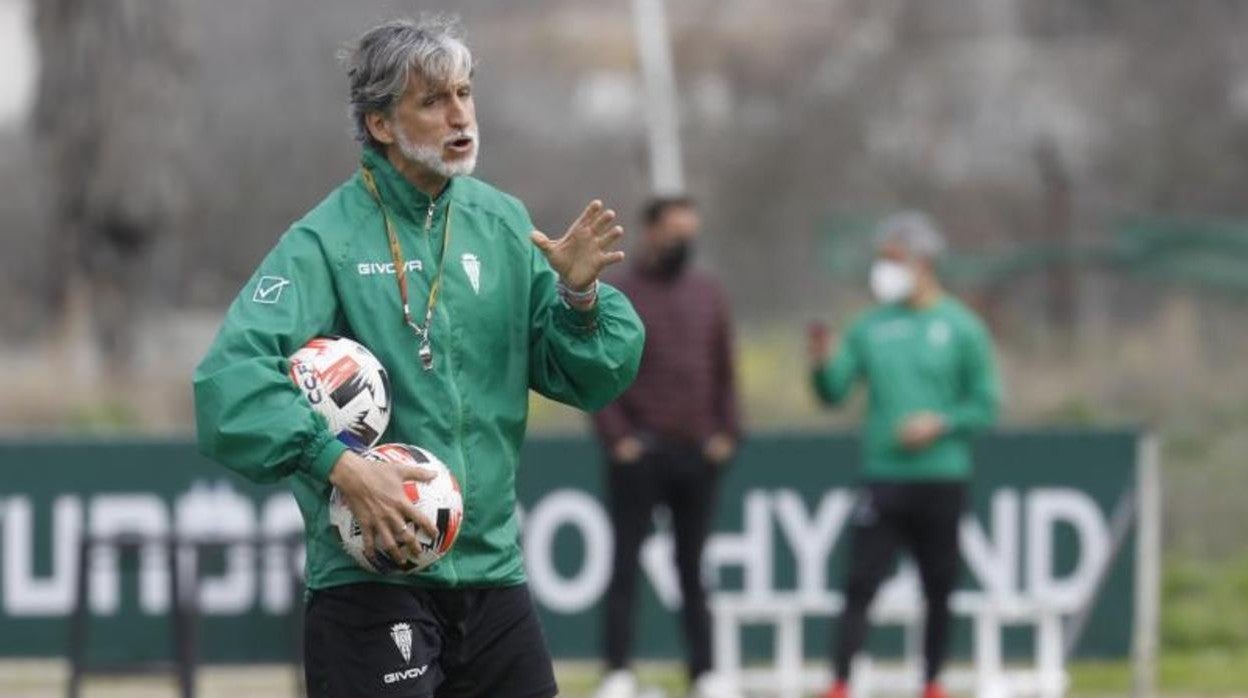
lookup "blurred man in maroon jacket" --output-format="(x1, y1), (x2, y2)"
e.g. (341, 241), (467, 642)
(590, 196), (741, 698)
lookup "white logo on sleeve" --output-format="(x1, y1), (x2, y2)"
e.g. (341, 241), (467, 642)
(461, 253), (481, 294)
(252, 276), (290, 304)
(391, 622), (413, 663)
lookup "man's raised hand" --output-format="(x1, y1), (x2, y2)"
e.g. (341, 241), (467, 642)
(530, 200), (626, 292)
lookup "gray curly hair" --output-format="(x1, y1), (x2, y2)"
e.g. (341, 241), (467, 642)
(341, 17), (474, 149)
(874, 211), (947, 260)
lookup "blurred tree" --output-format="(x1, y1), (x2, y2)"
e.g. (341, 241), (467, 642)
(1034, 138), (1076, 332)
(33, 0), (190, 372)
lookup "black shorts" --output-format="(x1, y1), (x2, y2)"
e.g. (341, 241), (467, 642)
(304, 582), (557, 698)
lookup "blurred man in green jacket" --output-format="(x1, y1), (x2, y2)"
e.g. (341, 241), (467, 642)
(193, 17), (643, 698)
(809, 213), (1000, 698)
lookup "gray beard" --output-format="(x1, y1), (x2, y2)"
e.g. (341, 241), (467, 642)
(394, 127), (478, 180)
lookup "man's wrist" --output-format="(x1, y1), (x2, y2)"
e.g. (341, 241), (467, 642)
(326, 448), (362, 488)
(311, 437), (351, 483)
(558, 278), (599, 310)
(558, 276), (596, 293)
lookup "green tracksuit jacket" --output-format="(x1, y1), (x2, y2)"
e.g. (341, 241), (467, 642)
(193, 148), (644, 590)
(812, 296), (1001, 481)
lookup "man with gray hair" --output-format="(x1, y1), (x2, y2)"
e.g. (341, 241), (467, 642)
(807, 212), (1001, 698)
(194, 17), (644, 698)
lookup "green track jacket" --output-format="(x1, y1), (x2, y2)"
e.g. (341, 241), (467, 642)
(812, 296), (1000, 481)
(194, 148), (644, 589)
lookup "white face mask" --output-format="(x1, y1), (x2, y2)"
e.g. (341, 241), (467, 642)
(870, 259), (916, 304)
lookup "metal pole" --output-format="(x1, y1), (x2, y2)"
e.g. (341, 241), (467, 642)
(66, 536), (92, 698)
(171, 536), (196, 698)
(288, 535), (307, 698)
(1131, 435), (1161, 698)
(631, 0), (685, 195)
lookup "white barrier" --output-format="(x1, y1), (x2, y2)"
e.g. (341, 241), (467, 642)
(711, 591), (1074, 698)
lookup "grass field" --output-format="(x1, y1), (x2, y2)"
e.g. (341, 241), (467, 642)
(554, 656), (1248, 697)
(4, 654), (1246, 698)
(1069, 651), (1248, 696)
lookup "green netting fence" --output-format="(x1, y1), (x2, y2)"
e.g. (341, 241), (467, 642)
(818, 214), (1248, 295)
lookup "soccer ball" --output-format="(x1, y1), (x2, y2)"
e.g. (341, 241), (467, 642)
(289, 336), (391, 450)
(328, 443), (464, 574)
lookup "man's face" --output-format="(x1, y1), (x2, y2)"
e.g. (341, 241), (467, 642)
(646, 205), (700, 254)
(877, 240), (911, 266)
(382, 71), (479, 179)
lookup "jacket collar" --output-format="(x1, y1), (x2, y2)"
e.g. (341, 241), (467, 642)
(360, 147), (454, 223)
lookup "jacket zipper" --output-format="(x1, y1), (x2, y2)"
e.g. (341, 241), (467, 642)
(425, 196), (464, 586)
(447, 319), (467, 588)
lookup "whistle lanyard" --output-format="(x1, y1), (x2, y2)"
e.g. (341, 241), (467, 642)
(360, 166), (452, 371)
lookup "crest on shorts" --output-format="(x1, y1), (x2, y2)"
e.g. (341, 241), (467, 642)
(391, 622), (413, 664)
